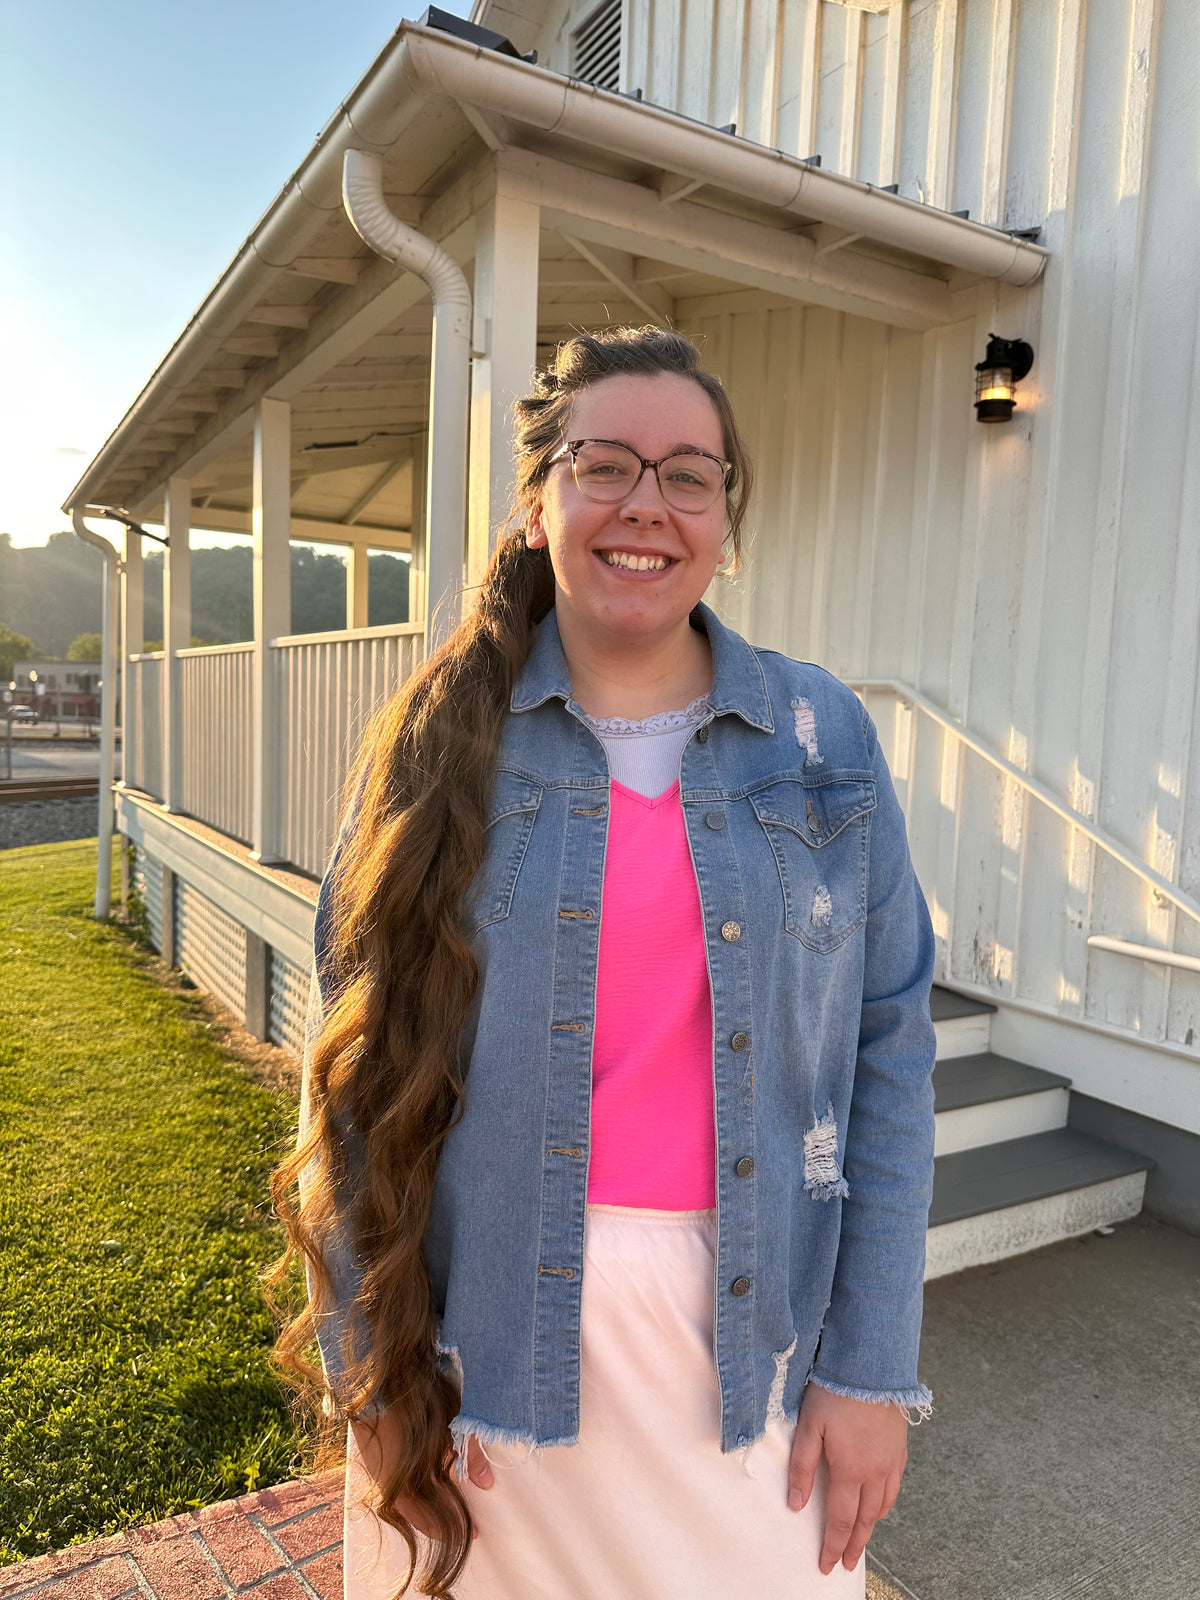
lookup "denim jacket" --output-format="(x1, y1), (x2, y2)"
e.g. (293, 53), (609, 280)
(303, 601), (937, 1457)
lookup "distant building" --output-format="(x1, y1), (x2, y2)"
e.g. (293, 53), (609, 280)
(11, 659), (104, 721)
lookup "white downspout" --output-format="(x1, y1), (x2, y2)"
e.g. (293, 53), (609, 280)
(342, 148), (471, 655)
(71, 509), (120, 920)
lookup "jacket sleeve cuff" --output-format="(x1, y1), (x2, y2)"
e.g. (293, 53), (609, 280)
(808, 1366), (933, 1423)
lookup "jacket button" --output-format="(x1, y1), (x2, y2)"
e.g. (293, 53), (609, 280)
(705, 811), (726, 830)
(735, 1156), (754, 1178)
(721, 920), (741, 942)
(696, 724), (709, 744)
(731, 1276), (751, 1297)
(731, 1031), (750, 1052)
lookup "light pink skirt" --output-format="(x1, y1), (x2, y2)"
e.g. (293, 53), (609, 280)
(344, 1204), (866, 1600)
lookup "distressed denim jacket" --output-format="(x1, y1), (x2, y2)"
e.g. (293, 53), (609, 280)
(303, 601), (937, 1456)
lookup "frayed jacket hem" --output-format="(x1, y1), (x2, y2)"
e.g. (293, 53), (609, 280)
(807, 1368), (933, 1424)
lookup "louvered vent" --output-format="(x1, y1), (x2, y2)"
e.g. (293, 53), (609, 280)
(572, 0), (621, 91)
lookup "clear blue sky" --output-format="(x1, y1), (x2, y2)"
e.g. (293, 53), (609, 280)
(0, 0), (472, 549)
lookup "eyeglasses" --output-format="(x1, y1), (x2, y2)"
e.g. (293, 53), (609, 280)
(549, 438), (732, 513)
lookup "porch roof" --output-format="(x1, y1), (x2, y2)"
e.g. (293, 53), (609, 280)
(65, 17), (1048, 527)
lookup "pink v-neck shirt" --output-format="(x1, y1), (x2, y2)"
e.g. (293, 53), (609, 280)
(587, 777), (717, 1208)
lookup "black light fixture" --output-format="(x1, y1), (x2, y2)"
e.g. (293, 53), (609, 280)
(974, 333), (1035, 423)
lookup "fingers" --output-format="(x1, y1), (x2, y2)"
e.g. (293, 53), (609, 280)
(837, 1486), (885, 1575)
(878, 1467), (903, 1522)
(465, 1435), (494, 1490)
(787, 1417), (823, 1512)
(818, 1474), (865, 1575)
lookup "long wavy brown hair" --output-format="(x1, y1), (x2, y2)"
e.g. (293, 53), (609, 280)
(267, 326), (753, 1597)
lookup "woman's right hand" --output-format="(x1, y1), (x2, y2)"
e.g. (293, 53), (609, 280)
(350, 1414), (494, 1540)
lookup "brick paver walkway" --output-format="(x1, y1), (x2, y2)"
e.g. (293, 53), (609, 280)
(0, 1475), (344, 1600)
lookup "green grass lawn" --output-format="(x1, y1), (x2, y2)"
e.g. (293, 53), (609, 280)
(0, 839), (306, 1563)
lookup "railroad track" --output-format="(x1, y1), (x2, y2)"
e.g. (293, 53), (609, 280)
(0, 777), (102, 803)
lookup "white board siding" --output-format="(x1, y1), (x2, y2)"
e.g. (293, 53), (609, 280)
(684, 279), (1200, 1061)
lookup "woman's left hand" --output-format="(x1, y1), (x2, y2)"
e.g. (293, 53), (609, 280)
(787, 1383), (909, 1574)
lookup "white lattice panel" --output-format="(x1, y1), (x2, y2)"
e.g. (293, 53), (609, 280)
(131, 845), (164, 952)
(269, 948), (310, 1058)
(174, 879), (246, 1024)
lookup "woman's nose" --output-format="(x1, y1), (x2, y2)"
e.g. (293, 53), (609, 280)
(619, 466), (667, 522)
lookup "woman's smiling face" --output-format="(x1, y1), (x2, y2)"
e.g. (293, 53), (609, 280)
(525, 372), (729, 648)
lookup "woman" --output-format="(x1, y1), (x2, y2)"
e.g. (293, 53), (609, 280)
(271, 327), (937, 1600)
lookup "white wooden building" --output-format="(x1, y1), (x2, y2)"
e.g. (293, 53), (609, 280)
(67, 0), (1200, 1268)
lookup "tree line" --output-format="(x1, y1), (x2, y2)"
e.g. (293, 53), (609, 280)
(0, 533), (410, 665)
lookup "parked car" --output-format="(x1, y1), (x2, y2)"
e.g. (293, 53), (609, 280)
(7, 706), (37, 724)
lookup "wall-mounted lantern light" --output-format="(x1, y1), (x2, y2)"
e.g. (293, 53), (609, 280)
(974, 333), (1035, 422)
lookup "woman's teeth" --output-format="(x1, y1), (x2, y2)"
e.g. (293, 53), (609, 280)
(601, 551), (670, 571)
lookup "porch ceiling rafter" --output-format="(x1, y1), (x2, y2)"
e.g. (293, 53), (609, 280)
(559, 234), (674, 327)
(344, 455), (412, 525)
(503, 149), (951, 330)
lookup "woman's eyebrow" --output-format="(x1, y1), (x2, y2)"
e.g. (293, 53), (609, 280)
(600, 438), (717, 455)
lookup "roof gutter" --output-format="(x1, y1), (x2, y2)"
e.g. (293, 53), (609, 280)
(65, 21), (1047, 513)
(342, 149), (470, 654)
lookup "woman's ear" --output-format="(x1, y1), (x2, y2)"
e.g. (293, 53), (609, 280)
(525, 503), (548, 550)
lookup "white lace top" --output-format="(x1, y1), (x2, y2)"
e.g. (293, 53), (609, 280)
(578, 694), (710, 798)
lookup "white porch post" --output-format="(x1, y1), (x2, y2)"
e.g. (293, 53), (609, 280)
(161, 478), (191, 811)
(347, 543), (370, 629)
(251, 397), (291, 864)
(467, 175), (541, 589)
(121, 525), (143, 788)
(409, 430), (428, 625)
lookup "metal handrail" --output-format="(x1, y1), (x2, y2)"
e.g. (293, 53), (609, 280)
(850, 676), (1200, 933)
(1086, 936), (1200, 974)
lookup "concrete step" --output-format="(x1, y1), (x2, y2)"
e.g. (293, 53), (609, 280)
(933, 1051), (1072, 1155)
(925, 1128), (1152, 1279)
(931, 983), (995, 1059)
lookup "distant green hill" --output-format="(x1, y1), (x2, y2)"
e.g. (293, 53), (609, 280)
(0, 532), (408, 657)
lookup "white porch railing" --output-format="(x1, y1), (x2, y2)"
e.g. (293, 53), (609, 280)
(124, 653), (164, 799)
(852, 677), (1200, 1053)
(273, 623), (426, 878)
(180, 643), (255, 844)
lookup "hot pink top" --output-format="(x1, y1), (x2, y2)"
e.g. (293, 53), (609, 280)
(586, 779), (716, 1209)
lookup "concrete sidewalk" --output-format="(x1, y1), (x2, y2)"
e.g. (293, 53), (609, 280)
(868, 1215), (1200, 1600)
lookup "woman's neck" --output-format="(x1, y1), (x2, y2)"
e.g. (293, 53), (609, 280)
(557, 609), (713, 721)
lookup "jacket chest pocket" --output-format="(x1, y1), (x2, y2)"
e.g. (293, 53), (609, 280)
(466, 775), (542, 932)
(749, 775), (875, 953)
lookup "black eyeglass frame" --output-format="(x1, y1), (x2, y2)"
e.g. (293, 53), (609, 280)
(549, 438), (733, 511)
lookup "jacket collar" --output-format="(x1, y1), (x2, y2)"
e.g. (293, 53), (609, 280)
(510, 600), (774, 733)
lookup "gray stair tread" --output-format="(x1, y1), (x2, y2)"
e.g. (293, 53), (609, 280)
(929, 1129), (1153, 1228)
(933, 1052), (1071, 1112)
(930, 984), (997, 1022)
